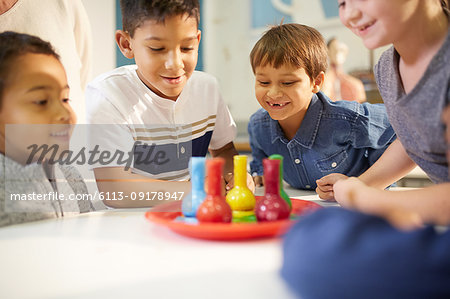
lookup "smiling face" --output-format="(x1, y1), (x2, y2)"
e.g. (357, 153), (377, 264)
(254, 63), (323, 134)
(0, 53), (75, 164)
(125, 14), (201, 101)
(338, 0), (419, 49)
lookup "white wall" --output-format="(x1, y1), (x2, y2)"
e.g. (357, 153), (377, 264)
(81, 0), (116, 78)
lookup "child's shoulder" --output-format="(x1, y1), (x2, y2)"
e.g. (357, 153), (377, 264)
(186, 71), (220, 90)
(317, 92), (387, 120)
(249, 108), (271, 124)
(88, 65), (139, 89)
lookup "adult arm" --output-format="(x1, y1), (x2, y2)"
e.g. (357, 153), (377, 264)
(70, 0), (93, 89)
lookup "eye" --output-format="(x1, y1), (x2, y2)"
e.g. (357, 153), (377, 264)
(62, 98), (70, 103)
(181, 47), (194, 52)
(34, 99), (48, 106)
(338, 1), (345, 8)
(149, 47), (164, 52)
(282, 82), (295, 86)
(258, 81), (270, 86)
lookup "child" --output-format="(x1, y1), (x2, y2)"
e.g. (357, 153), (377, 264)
(0, 31), (93, 227)
(86, 0), (253, 208)
(282, 1), (450, 298)
(248, 23), (395, 190)
(316, 0), (450, 225)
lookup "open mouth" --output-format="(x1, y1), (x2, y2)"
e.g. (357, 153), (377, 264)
(162, 75), (184, 84)
(356, 21), (375, 33)
(267, 101), (289, 108)
(50, 129), (70, 138)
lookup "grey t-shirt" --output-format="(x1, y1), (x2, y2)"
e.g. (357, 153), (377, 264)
(0, 154), (94, 227)
(374, 31), (450, 183)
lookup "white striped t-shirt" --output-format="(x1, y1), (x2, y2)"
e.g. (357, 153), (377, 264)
(86, 66), (236, 181)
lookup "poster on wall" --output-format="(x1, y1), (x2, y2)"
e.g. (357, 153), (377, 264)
(252, 0), (340, 34)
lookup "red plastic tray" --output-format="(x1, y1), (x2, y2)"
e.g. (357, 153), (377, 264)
(145, 197), (321, 240)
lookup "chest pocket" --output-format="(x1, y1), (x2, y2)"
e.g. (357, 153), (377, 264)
(316, 150), (348, 173)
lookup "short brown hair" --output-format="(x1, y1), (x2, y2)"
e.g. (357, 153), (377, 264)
(120, 0), (200, 37)
(0, 32), (60, 107)
(250, 23), (328, 80)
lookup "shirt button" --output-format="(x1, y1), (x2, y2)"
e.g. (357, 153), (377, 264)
(305, 185), (311, 189)
(180, 146), (186, 154)
(294, 159), (301, 164)
(331, 162), (337, 168)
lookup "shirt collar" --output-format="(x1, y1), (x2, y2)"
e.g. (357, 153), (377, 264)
(269, 92), (324, 149)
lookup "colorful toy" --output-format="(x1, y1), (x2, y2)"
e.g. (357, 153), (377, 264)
(196, 158), (232, 223)
(181, 157), (206, 217)
(226, 155), (256, 218)
(269, 154), (292, 211)
(255, 159), (290, 221)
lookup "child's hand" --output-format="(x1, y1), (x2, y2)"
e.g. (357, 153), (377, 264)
(253, 175), (264, 187)
(333, 177), (368, 208)
(316, 173), (348, 200)
(333, 177), (423, 231)
(247, 172), (256, 193)
(225, 172), (256, 194)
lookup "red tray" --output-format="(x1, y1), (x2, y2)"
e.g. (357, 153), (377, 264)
(145, 197), (321, 240)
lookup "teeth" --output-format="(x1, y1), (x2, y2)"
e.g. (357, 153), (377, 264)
(50, 130), (69, 137)
(269, 102), (287, 107)
(359, 21), (374, 31)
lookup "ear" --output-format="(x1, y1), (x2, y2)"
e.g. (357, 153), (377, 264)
(115, 30), (134, 59)
(312, 71), (325, 93)
(196, 29), (202, 45)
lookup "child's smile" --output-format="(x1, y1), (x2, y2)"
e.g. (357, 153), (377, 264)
(254, 64), (322, 135)
(266, 100), (290, 109)
(127, 14), (201, 101)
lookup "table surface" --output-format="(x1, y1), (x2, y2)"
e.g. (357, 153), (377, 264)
(0, 187), (333, 299)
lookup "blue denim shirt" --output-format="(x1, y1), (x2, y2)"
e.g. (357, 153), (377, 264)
(248, 92), (396, 190)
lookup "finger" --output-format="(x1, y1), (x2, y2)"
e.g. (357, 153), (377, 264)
(316, 183), (334, 192)
(316, 188), (334, 200)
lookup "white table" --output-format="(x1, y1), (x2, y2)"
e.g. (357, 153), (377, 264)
(0, 188), (330, 299)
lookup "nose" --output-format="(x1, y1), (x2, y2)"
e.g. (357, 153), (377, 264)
(165, 49), (184, 70)
(267, 86), (283, 99)
(54, 101), (75, 124)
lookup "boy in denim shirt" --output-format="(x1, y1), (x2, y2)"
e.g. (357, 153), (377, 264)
(248, 23), (395, 190)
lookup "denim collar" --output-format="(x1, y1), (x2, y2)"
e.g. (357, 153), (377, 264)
(269, 93), (323, 149)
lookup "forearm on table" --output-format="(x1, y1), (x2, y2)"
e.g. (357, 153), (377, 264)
(357, 183), (450, 226)
(94, 167), (191, 208)
(359, 140), (416, 189)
